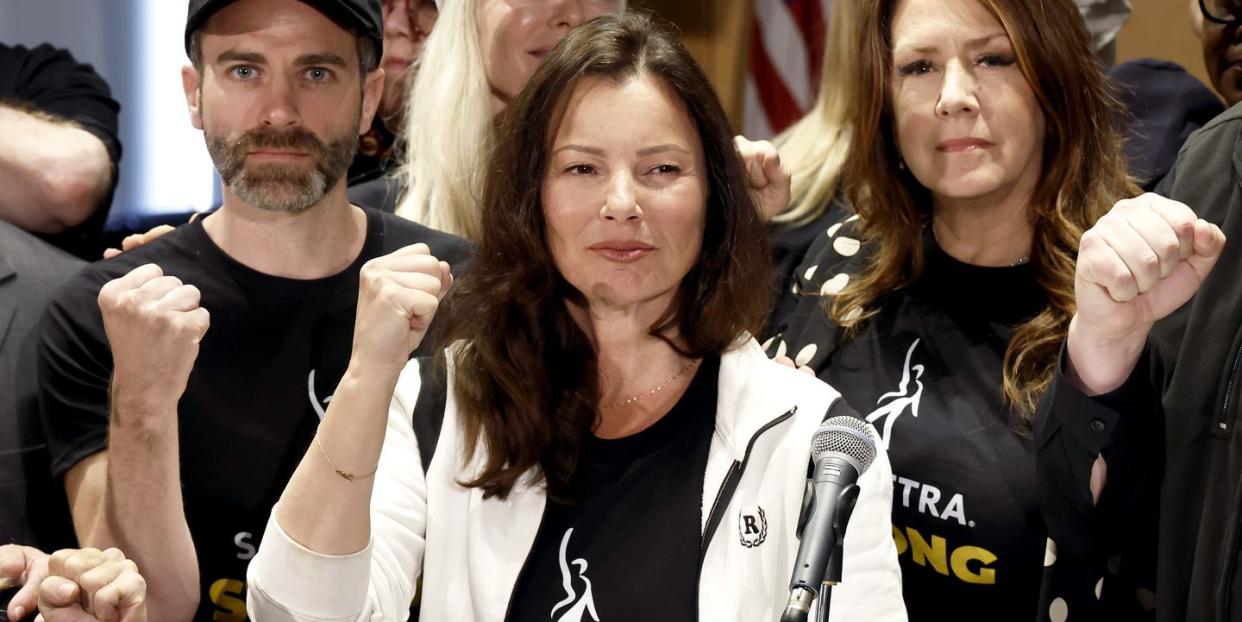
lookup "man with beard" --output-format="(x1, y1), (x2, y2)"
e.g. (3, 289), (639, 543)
(31, 1), (469, 620)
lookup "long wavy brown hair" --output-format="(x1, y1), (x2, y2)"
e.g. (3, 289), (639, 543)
(836, 0), (1140, 425)
(438, 12), (772, 499)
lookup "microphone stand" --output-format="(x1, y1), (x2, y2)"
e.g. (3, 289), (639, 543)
(780, 489), (857, 622)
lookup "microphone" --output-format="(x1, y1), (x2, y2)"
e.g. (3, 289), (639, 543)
(781, 415), (878, 622)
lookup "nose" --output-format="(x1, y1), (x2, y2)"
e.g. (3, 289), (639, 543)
(384, 3), (413, 39)
(935, 60), (979, 118)
(548, 0), (586, 31)
(600, 172), (641, 222)
(258, 77), (302, 129)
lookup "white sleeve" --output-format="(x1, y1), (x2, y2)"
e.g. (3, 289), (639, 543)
(247, 362), (430, 622)
(827, 423), (908, 622)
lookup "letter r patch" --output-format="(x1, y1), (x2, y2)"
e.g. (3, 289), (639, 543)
(739, 505), (768, 548)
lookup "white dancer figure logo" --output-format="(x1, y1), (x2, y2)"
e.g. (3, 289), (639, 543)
(551, 528), (599, 622)
(864, 339), (924, 448)
(307, 369), (333, 420)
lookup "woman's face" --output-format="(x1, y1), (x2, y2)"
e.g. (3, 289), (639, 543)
(477, 0), (623, 110)
(542, 75), (707, 312)
(379, 0), (438, 121)
(888, 0), (1045, 207)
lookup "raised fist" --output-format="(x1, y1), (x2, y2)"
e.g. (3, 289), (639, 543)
(1069, 193), (1226, 393)
(97, 263), (210, 414)
(734, 135), (791, 221)
(1075, 193), (1225, 341)
(351, 243), (452, 373)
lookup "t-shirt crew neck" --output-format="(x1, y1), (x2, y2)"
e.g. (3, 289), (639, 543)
(506, 356), (721, 622)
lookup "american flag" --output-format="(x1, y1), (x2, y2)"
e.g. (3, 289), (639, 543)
(744, 0), (832, 139)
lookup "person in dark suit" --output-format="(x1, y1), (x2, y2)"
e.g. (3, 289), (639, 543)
(0, 220), (81, 552)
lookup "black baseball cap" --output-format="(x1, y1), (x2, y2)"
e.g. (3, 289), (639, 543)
(185, 0), (383, 60)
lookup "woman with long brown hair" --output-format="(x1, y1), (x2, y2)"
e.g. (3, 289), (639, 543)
(765, 0), (1145, 619)
(245, 12), (904, 621)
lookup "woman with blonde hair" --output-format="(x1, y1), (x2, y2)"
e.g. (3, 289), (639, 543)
(766, 0), (862, 323)
(765, 0), (1147, 618)
(350, 0), (626, 239)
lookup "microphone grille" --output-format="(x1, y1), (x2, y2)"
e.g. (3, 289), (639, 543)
(811, 415), (878, 475)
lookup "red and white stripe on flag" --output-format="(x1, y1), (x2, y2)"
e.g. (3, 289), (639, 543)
(744, 0), (831, 139)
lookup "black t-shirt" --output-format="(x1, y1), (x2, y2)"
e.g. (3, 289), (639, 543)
(347, 175), (402, 215)
(766, 205), (1104, 621)
(38, 208), (470, 622)
(506, 356), (719, 622)
(0, 42), (121, 259)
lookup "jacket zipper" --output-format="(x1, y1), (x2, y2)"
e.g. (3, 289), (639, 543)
(694, 409), (796, 622)
(1220, 342), (1242, 432)
(1218, 342), (1242, 617)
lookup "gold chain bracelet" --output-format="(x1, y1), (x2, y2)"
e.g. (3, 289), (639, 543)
(315, 434), (379, 481)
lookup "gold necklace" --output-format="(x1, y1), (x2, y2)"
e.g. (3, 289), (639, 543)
(604, 358), (701, 410)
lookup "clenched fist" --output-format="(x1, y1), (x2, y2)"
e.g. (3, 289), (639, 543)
(350, 243), (452, 373)
(1069, 193), (1227, 393)
(97, 264), (210, 415)
(37, 548), (146, 622)
(0, 546), (146, 622)
(734, 135), (791, 221)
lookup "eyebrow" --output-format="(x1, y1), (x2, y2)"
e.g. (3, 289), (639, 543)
(216, 50), (265, 65)
(898, 32), (1008, 55)
(637, 144), (691, 157)
(551, 143), (691, 157)
(213, 50), (348, 68)
(295, 53), (348, 68)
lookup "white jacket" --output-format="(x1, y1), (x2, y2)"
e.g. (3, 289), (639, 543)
(247, 339), (906, 621)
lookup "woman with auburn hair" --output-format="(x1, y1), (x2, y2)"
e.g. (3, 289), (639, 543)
(765, 0), (1146, 619)
(247, 12), (905, 621)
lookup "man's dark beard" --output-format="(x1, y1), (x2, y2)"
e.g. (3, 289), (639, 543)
(207, 124), (357, 214)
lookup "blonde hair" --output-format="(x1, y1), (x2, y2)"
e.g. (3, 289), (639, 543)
(394, 0), (627, 240)
(394, 0), (494, 239)
(771, 0), (860, 226)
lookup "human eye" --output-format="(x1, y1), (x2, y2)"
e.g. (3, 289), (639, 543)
(649, 163), (682, 175)
(977, 53), (1015, 68)
(565, 163), (597, 175)
(896, 59), (934, 77)
(305, 67), (335, 83)
(229, 65), (259, 80)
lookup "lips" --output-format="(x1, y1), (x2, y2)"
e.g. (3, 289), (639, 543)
(248, 150), (309, 160)
(937, 137), (993, 153)
(529, 48), (551, 59)
(588, 241), (656, 263)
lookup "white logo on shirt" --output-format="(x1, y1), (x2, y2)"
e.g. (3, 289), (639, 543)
(864, 339), (924, 448)
(552, 528), (599, 622)
(307, 369), (333, 420)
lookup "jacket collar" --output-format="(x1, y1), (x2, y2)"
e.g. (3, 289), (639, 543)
(713, 335), (831, 461)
